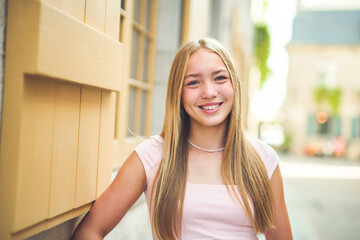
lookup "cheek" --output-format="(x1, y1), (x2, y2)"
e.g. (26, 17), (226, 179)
(181, 89), (194, 105)
(223, 83), (234, 102)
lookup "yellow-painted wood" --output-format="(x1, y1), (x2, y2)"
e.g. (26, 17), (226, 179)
(49, 82), (81, 218)
(75, 87), (101, 207)
(43, 0), (85, 21)
(35, 1), (123, 91)
(114, 0), (135, 168)
(60, 0), (86, 21)
(1, 0), (121, 238)
(97, 91), (116, 197)
(0, 1), (45, 237)
(105, 0), (121, 39)
(43, 0), (61, 8)
(181, 0), (190, 44)
(85, 0), (107, 32)
(14, 76), (56, 231)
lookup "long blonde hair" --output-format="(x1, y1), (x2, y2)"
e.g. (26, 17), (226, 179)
(151, 38), (274, 239)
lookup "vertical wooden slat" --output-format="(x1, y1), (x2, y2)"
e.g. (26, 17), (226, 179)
(97, 91), (116, 197)
(105, 0), (121, 39)
(75, 86), (101, 207)
(61, 0), (86, 21)
(15, 76), (56, 231)
(181, 0), (191, 44)
(43, 0), (61, 8)
(85, 0), (107, 32)
(49, 82), (81, 218)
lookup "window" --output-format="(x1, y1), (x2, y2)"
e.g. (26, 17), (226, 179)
(317, 61), (338, 88)
(127, 0), (156, 137)
(308, 111), (342, 136)
(351, 117), (360, 138)
(113, 0), (158, 167)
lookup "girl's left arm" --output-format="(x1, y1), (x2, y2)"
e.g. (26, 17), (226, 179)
(265, 165), (293, 240)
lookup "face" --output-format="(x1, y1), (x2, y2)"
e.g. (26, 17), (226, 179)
(182, 48), (234, 129)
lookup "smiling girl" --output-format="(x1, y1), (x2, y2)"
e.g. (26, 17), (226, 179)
(72, 38), (292, 240)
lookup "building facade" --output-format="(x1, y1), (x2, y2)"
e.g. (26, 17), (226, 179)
(285, 9), (360, 158)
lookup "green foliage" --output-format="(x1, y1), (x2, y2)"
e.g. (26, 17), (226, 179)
(254, 23), (271, 88)
(314, 86), (342, 115)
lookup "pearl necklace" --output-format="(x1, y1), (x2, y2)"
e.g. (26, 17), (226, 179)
(187, 139), (225, 153)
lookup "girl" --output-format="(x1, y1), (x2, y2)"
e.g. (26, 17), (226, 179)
(72, 38), (292, 240)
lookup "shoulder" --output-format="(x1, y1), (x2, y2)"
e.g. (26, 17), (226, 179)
(246, 135), (280, 179)
(135, 135), (164, 154)
(134, 135), (164, 178)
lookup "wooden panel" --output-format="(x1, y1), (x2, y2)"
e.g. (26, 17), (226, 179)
(97, 91), (116, 197)
(105, 0), (121, 39)
(61, 0), (86, 21)
(75, 87), (101, 207)
(43, 0), (61, 8)
(49, 82), (81, 218)
(14, 76), (56, 231)
(85, 0), (107, 32)
(28, 1), (123, 91)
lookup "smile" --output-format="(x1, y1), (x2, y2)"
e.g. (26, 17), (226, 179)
(200, 103), (220, 110)
(199, 102), (223, 110)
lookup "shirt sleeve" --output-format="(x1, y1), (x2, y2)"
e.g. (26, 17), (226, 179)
(248, 137), (280, 179)
(134, 135), (163, 185)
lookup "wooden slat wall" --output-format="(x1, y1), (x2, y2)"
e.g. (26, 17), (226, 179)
(105, 0), (121, 39)
(75, 87), (101, 207)
(97, 91), (116, 197)
(0, 0), (121, 238)
(85, 0), (107, 32)
(61, 0), (86, 21)
(15, 76), (56, 230)
(49, 82), (81, 218)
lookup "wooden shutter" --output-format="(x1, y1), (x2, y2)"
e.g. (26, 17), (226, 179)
(0, 0), (121, 239)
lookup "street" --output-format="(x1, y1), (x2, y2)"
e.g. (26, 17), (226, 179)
(106, 154), (360, 240)
(279, 154), (360, 240)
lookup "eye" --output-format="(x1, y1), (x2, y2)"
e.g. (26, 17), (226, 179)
(215, 75), (228, 81)
(185, 80), (199, 86)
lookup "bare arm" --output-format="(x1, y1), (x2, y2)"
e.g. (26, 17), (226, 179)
(265, 165), (293, 240)
(71, 151), (147, 239)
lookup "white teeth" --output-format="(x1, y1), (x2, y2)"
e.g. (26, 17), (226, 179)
(201, 104), (220, 110)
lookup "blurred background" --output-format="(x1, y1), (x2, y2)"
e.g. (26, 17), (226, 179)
(1, 0), (359, 239)
(108, 0), (360, 239)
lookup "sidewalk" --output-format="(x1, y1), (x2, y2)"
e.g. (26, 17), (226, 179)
(105, 194), (152, 240)
(280, 154), (360, 240)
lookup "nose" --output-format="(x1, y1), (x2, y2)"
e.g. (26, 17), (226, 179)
(201, 82), (217, 99)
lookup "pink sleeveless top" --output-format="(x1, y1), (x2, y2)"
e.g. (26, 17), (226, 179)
(135, 135), (279, 240)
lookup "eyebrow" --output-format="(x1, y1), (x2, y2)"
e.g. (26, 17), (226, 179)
(184, 69), (228, 79)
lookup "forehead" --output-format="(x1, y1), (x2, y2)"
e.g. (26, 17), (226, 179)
(186, 48), (226, 73)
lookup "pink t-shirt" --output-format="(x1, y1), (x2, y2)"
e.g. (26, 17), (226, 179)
(135, 135), (279, 240)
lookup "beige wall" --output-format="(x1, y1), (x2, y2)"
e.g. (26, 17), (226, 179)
(285, 44), (360, 154)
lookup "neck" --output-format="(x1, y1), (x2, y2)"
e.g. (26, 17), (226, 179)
(188, 121), (227, 150)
